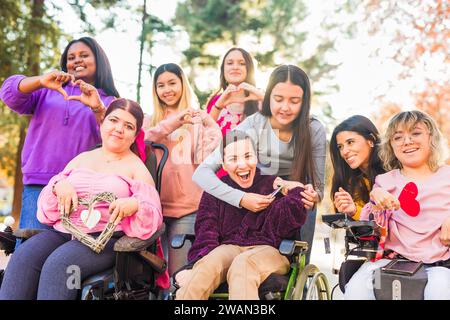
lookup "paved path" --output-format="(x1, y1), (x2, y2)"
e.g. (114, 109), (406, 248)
(0, 217), (346, 300)
(310, 217), (345, 300)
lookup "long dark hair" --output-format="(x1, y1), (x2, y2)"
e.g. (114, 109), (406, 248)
(330, 115), (385, 207)
(104, 98), (143, 158)
(60, 37), (120, 97)
(206, 47), (258, 118)
(261, 64), (315, 187)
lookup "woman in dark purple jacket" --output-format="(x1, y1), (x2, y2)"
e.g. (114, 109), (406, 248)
(175, 131), (308, 300)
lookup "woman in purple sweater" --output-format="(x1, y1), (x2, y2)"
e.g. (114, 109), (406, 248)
(0, 37), (119, 232)
(175, 130), (308, 300)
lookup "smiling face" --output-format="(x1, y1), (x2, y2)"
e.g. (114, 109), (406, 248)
(223, 50), (247, 85)
(336, 131), (373, 172)
(390, 121), (431, 170)
(101, 108), (137, 153)
(269, 81), (303, 129)
(155, 71), (183, 108)
(222, 138), (258, 189)
(66, 41), (96, 83)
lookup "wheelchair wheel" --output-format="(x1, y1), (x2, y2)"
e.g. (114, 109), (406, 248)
(291, 264), (330, 300)
(305, 271), (330, 300)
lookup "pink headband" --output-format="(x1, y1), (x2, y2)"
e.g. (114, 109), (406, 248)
(135, 129), (146, 162)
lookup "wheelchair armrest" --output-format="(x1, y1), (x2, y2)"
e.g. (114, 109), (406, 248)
(279, 239), (309, 256)
(114, 223), (166, 252)
(12, 228), (45, 240)
(171, 233), (195, 249)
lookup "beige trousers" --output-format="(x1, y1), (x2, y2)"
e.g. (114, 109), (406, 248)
(175, 244), (290, 300)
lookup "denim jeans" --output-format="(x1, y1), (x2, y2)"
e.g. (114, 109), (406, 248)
(161, 213), (197, 277)
(15, 185), (51, 248)
(0, 230), (118, 300)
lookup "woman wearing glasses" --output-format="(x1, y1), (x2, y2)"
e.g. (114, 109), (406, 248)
(344, 110), (450, 300)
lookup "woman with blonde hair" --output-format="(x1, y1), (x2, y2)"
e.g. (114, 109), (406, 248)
(345, 110), (450, 300)
(144, 63), (222, 276)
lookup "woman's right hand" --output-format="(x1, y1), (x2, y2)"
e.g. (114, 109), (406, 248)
(39, 70), (75, 99)
(240, 192), (274, 213)
(215, 84), (245, 108)
(178, 108), (200, 125)
(334, 187), (357, 216)
(174, 269), (192, 287)
(53, 179), (78, 215)
(370, 187), (400, 211)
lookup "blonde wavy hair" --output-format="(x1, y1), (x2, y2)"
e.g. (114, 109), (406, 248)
(379, 110), (448, 171)
(149, 63), (199, 128)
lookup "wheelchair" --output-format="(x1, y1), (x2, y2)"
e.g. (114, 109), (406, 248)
(170, 231), (331, 300)
(0, 141), (169, 300)
(322, 213), (435, 300)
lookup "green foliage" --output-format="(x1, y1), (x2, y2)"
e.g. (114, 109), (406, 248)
(174, 0), (340, 108)
(0, 0), (62, 177)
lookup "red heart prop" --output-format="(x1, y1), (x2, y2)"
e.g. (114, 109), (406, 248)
(398, 182), (420, 217)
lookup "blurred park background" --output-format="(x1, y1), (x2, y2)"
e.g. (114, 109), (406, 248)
(0, 0), (449, 228)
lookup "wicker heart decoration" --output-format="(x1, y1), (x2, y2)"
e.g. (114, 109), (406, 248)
(80, 208), (101, 229)
(61, 192), (118, 253)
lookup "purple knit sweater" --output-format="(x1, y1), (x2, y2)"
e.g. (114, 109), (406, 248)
(187, 169), (307, 263)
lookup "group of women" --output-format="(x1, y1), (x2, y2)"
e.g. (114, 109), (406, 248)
(0, 36), (448, 300)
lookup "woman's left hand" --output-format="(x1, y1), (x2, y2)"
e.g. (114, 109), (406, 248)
(440, 217), (450, 246)
(237, 82), (264, 101)
(301, 184), (319, 210)
(108, 197), (139, 225)
(67, 79), (105, 113)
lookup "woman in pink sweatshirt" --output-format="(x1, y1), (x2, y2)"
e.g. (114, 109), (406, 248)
(0, 99), (164, 300)
(144, 63), (222, 276)
(344, 110), (450, 300)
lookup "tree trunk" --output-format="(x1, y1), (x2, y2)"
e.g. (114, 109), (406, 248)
(11, 0), (44, 228)
(137, 0), (148, 104)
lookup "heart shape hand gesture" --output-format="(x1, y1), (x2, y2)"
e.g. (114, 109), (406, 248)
(215, 82), (264, 108)
(39, 70), (75, 99)
(66, 80), (104, 113)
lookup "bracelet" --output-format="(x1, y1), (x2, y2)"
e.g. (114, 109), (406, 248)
(91, 105), (104, 113)
(213, 103), (223, 111)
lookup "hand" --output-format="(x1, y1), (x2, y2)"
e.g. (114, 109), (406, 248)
(237, 82), (264, 101)
(175, 269), (192, 287)
(215, 83), (262, 108)
(66, 79), (104, 113)
(370, 187), (400, 211)
(54, 179), (78, 215)
(178, 108), (200, 125)
(301, 184), (319, 210)
(39, 70), (75, 99)
(240, 192), (274, 213)
(440, 217), (450, 246)
(333, 187), (357, 216)
(108, 197), (139, 225)
(273, 177), (303, 196)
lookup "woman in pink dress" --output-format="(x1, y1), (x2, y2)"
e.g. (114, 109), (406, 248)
(0, 98), (164, 300)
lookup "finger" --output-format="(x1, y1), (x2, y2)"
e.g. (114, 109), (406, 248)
(64, 196), (72, 214)
(114, 211), (123, 225)
(71, 194), (78, 211)
(73, 79), (85, 86)
(66, 95), (81, 101)
(109, 205), (120, 223)
(300, 191), (313, 202)
(57, 87), (68, 99)
(109, 202), (117, 214)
